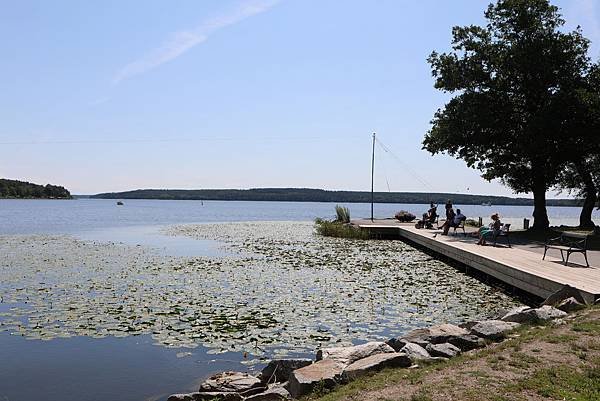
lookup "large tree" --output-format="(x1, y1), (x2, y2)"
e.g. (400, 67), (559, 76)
(423, 0), (591, 229)
(553, 64), (600, 228)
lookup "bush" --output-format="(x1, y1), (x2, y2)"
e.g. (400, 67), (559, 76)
(394, 210), (416, 222)
(335, 205), (351, 223)
(314, 218), (370, 240)
(465, 218), (480, 227)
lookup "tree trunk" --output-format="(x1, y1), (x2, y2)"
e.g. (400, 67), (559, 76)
(575, 162), (597, 229)
(532, 184), (549, 230)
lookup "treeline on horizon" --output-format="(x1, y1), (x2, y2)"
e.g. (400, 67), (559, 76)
(0, 179), (71, 199)
(90, 188), (580, 207)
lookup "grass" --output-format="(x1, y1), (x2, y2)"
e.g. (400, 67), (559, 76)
(506, 363), (600, 401)
(572, 321), (600, 333)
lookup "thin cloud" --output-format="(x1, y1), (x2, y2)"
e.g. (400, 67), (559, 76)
(113, 0), (279, 84)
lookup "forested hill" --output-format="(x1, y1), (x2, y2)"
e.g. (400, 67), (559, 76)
(0, 179), (71, 199)
(91, 188), (578, 207)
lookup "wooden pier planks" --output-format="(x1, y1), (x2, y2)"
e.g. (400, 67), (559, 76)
(357, 222), (600, 303)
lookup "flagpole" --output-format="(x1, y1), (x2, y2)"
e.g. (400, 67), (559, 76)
(371, 132), (375, 221)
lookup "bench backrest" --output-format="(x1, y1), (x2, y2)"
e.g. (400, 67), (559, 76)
(560, 232), (588, 249)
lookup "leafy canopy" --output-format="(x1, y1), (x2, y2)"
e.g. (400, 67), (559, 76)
(424, 0), (591, 194)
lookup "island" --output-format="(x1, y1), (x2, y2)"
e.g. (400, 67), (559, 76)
(91, 188), (579, 207)
(0, 178), (71, 199)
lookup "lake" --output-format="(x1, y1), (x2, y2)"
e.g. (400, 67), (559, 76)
(0, 199), (594, 401)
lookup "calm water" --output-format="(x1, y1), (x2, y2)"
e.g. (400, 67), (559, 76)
(0, 198), (595, 235)
(0, 199), (594, 401)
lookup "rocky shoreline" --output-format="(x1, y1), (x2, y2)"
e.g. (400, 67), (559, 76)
(167, 291), (585, 401)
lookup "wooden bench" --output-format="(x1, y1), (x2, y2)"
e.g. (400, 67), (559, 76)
(543, 232), (590, 267)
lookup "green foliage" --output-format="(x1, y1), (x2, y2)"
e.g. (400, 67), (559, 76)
(424, 0), (596, 229)
(0, 179), (71, 199)
(334, 205), (350, 223)
(465, 218), (481, 227)
(314, 218), (369, 240)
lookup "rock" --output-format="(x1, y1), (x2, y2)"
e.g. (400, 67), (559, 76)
(543, 284), (587, 306)
(530, 305), (568, 321)
(400, 324), (469, 346)
(386, 337), (407, 352)
(167, 392), (244, 401)
(556, 297), (585, 313)
(316, 341), (394, 365)
(287, 359), (346, 398)
(459, 321), (480, 330)
(502, 305), (566, 324)
(501, 306), (532, 323)
(343, 352), (412, 380)
(399, 342), (431, 360)
(245, 383), (291, 401)
(426, 343), (461, 358)
(199, 371), (262, 393)
(470, 320), (520, 341)
(447, 334), (486, 351)
(258, 359), (312, 384)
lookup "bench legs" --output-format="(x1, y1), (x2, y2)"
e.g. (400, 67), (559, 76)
(544, 247), (589, 267)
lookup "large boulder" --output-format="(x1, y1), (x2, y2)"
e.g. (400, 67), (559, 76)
(258, 359), (312, 384)
(316, 341), (394, 365)
(447, 334), (486, 351)
(287, 359), (346, 398)
(168, 392), (244, 401)
(556, 297), (585, 313)
(199, 371), (262, 393)
(502, 305), (566, 324)
(426, 343), (460, 359)
(343, 353), (412, 380)
(470, 320), (520, 341)
(399, 342), (431, 360)
(399, 324), (469, 347)
(530, 305), (568, 321)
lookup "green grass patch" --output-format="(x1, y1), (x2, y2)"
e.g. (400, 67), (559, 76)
(507, 364), (600, 401)
(572, 321), (600, 334)
(545, 333), (577, 343)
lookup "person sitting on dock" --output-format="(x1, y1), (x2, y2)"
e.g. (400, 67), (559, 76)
(441, 200), (456, 235)
(477, 213), (502, 245)
(451, 208), (466, 228)
(417, 202), (438, 229)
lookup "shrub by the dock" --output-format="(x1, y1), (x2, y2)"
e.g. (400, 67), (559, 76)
(314, 218), (369, 240)
(394, 210), (416, 222)
(335, 205), (351, 223)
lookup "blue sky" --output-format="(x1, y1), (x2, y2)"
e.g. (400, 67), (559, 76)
(1, 0), (599, 195)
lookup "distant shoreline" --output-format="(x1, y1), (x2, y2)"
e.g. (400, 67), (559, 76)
(89, 188), (581, 207)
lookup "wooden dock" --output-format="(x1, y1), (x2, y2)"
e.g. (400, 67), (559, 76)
(355, 220), (600, 304)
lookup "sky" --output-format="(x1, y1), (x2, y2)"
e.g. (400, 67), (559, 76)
(1, 0), (599, 196)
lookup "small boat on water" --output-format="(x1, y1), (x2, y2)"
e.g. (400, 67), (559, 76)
(117, 201), (124, 206)
(481, 201), (492, 206)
